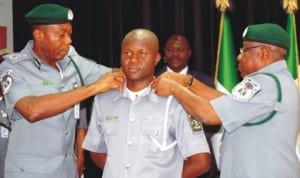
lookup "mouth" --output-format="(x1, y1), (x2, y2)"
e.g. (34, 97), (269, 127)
(169, 57), (180, 62)
(127, 67), (141, 72)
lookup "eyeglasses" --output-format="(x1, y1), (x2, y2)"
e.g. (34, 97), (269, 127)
(239, 45), (265, 53)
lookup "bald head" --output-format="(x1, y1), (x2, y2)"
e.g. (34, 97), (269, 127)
(121, 28), (161, 91)
(122, 28), (159, 53)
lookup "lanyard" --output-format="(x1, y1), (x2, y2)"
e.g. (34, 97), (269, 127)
(68, 56), (85, 119)
(150, 96), (178, 151)
(68, 56), (84, 86)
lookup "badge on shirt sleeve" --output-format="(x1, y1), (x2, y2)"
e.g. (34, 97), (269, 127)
(188, 115), (203, 132)
(232, 77), (261, 101)
(0, 70), (14, 94)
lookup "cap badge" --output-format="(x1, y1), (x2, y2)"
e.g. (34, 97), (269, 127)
(242, 27), (248, 38)
(68, 10), (73, 20)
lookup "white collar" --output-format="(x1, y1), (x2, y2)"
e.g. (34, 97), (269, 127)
(125, 86), (149, 101)
(166, 66), (188, 74)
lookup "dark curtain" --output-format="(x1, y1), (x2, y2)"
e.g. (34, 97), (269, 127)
(11, 1), (300, 177)
(13, 0), (299, 77)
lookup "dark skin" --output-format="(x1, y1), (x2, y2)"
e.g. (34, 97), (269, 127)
(152, 41), (287, 125)
(32, 24), (72, 68)
(164, 34), (192, 72)
(14, 23), (124, 178)
(76, 127), (87, 177)
(16, 23), (124, 122)
(90, 29), (210, 178)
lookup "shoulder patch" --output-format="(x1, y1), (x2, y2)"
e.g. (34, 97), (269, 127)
(232, 77), (261, 101)
(0, 70), (14, 94)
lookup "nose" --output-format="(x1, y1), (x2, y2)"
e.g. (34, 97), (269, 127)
(65, 34), (72, 45)
(169, 49), (178, 57)
(128, 52), (139, 63)
(236, 53), (242, 62)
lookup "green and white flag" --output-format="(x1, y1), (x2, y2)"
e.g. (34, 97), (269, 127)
(283, 0), (300, 160)
(210, 11), (239, 169)
(214, 12), (239, 94)
(285, 13), (299, 84)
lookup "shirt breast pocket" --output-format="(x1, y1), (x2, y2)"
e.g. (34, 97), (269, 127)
(100, 119), (119, 136)
(98, 118), (119, 156)
(141, 119), (168, 158)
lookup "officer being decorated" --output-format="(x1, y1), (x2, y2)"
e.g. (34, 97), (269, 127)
(0, 3), (123, 178)
(0, 48), (11, 178)
(152, 23), (300, 178)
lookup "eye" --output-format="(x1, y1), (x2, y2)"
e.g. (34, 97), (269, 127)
(123, 51), (132, 57)
(138, 51), (147, 57)
(166, 48), (173, 52)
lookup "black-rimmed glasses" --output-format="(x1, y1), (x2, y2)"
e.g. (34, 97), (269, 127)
(239, 45), (265, 53)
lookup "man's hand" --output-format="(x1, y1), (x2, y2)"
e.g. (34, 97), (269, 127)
(152, 72), (189, 96)
(93, 70), (125, 93)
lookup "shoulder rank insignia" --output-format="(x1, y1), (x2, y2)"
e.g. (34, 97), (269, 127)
(232, 77), (261, 101)
(0, 70), (14, 94)
(4, 53), (29, 64)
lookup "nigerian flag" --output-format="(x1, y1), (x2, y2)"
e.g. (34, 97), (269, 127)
(210, 11), (239, 170)
(285, 11), (300, 162)
(286, 13), (299, 82)
(214, 12), (239, 94)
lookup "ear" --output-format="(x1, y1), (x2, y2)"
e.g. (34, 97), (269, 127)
(187, 48), (192, 58)
(32, 28), (43, 41)
(154, 53), (161, 66)
(261, 46), (270, 62)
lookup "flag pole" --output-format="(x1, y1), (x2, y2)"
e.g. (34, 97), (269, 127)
(214, 0), (228, 85)
(283, 0), (300, 162)
(283, 0), (299, 89)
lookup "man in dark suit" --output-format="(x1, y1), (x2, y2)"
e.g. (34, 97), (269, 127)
(155, 33), (214, 87)
(155, 33), (220, 178)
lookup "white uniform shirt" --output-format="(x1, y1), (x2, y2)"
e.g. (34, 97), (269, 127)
(83, 85), (210, 178)
(211, 61), (300, 178)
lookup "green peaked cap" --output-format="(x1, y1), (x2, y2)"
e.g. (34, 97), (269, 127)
(242, 23), (290, 50)
(25, 3), (73, 25)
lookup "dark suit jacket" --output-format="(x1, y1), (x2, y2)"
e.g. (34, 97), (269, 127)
(155, 65), (215, 88)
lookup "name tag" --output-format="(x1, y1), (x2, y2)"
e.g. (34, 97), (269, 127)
(73, 82), (80, 119)
(1, 126), (9, 138)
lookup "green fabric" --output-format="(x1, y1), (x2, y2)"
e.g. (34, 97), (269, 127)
(215, 12), (239, 93)
(286, 13), (299, 80)
(25, 3), (73, 24)
(243, 23), (290, 50)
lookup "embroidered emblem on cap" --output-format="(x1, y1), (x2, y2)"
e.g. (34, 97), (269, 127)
(0, 70), (14, 94)
(68, 9), (73, 20)
(232, 77), (261, 101)
(242, 27), (248, 38)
